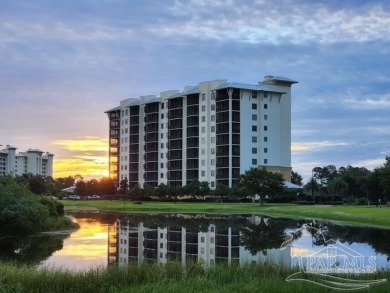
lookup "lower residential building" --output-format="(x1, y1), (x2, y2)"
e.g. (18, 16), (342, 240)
(106, 75), (297, 188)
(0, 145), (54, 177)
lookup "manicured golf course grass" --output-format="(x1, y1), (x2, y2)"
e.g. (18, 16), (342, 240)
(63, 200), (390, 229)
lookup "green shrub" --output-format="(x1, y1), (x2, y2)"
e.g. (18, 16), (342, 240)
(357, 198), (368, 205)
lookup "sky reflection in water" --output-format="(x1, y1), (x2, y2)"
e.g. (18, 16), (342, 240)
(40, 217), (109, 271)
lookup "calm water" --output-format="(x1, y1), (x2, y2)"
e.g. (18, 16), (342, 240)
(0, 211), (389, 272)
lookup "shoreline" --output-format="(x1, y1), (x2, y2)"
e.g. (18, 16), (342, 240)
(62, 200), (390, 230)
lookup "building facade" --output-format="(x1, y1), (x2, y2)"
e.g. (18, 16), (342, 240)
(0, 145), (54, 177)
(106, 75), (297, 189)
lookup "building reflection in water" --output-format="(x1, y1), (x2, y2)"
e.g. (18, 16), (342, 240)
(108, 216), (292, 268)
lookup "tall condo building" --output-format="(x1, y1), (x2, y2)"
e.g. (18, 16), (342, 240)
(0, 145), (54, 177)
(106, 75), (297, 189)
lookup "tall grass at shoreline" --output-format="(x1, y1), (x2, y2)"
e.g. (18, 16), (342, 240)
(0, 262), (389, 293)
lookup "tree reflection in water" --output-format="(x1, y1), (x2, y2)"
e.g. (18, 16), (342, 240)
(240, 217), (299, 255)
(0, 233), (69, 265)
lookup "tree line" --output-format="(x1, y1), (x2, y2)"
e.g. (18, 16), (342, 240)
(304, 156), (390, 203)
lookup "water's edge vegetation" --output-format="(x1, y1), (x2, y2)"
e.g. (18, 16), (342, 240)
(0, 262), (389, 293)
(0, 177), (78, 236)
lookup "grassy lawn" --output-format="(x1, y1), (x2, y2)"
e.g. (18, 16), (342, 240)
(63, 200), (390, 229)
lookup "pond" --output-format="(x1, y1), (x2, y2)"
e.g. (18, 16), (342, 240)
(0, 211), (389, 272)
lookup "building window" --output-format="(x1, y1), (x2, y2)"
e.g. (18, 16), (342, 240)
(252, 103), (257, 110)
(161, 114), (164, 119)
(211, 170), (215, 176)
(201, 138), (206, 144)
(201, 148), (205, 155)
(202, 105), (206, 112)
(160, 243), (163, 249)
(161, 153), (164, 158)
(264, 103), (268, 109)
(211, 104), (215, 111)
(252, 136), (257, 143)
(201, 247), (205, 254)
(264, 114), (268, 120)
(201, 127), (206, 133)
(252, 125), (257, 132)
(202, 94), (206, 101)
(161, 123), (164, 129)
(211, 115), (215, 121)
(252, 159), (257, 165)
(161, 163), (164, 168)
(211, 126), (215, 132)
(252, 148), (257, 154)
(264, 148), (268, 153)
(202, 116), (206, 122)
(252, 91), (257, 99)
(161, 173), (164, 178)
(201, 170), (205, 177)
(201, 160), (205, 166)
(201, 237), (205, 243)
(161, 133), (164, 138)
(211, 159), (215, 165)
(125, 109), (128, 115)
(211, 137), (215, 143)
(211, 148), (215, 154)
(264, 136), (268, 142)
(252, 114), (257, 121)
(264, 125), (268, 131)
(161, 103), (164, 109)
(264, 159), (268, 164)
(161, 143), (164, 148)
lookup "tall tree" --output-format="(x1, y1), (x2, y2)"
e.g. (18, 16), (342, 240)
(75, 180), (87, 196)
(119, 178), (129, 196)
(240, 168), (285, 206)
(99, 177), (116, 196)
(291, 170), (303, 186)
(86, 179), (99, 195)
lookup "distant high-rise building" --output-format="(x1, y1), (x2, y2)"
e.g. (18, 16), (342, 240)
(106, 75), (297, 188)
(0, 145), (54, 177)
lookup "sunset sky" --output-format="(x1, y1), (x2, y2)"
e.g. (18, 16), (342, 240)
(1, 0), (389, 182)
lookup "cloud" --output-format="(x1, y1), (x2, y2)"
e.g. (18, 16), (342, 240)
(341, 94), (390, 110)
(2, 1), (390, 46)
(52, 136), (108, 152)
(292, 141), (349, 152)
(51, 137), (108, 179)
(164, 0), (390, 44)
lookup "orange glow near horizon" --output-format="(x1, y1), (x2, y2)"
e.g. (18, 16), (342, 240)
(40, 217), (109, 271)
(52, 136), (109, 179)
